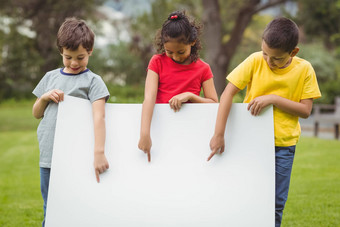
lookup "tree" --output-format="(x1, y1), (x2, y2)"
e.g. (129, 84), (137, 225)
(202, 0), (289, 95)
(0, 0), (104, 100)
(295, 0), (340, 51)
(293, 0), (340, 103)
(8, 0), (104, 72)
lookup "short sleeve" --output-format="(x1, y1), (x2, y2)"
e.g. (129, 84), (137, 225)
(301, 65), (321, 100)
(32, 73), (48, 98)
(201, 62), (213, 83)
(227, 53), (255, 90)
(147, 55), (160, 75)
(88, 75), (110, 103)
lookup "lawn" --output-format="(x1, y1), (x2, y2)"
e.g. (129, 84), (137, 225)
(0, 100), (339, 226)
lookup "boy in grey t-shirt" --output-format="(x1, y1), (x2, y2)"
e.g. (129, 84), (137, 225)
(32, 17), (110, 227)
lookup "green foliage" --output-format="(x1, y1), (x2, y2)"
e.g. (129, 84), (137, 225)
(0, 21), (44, 100)
(0, 0), (105, 102)
(298, 42), (340, 104)
(89, 40), (148, 86)
(295, 0), (340, 51)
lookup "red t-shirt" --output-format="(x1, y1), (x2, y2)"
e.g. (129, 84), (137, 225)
(148, 54), (213, 103)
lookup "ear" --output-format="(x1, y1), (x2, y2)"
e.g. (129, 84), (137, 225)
(191, 40), (196, 46)
(290, 47), (299, 57)
(88, 49), (93, 56)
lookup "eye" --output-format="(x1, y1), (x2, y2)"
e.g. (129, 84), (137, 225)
(178, 52), (185, 55)
(77, 57), (84, 60)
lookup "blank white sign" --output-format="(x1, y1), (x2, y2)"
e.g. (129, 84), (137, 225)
(46, 95), (275, 227)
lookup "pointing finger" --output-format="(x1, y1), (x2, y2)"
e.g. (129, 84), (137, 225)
(96, 170), (100, 183)
(207, 151), (216, 161)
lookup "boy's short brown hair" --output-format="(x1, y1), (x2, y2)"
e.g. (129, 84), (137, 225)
(262, 17), (299, 53)
(57, 17), (94, 53)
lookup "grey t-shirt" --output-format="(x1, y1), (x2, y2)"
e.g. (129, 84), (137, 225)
(32, 68), (110, 168)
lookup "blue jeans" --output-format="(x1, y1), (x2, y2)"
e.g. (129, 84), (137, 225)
(40, 167), (51, 227)
(275, 146), (296, 227)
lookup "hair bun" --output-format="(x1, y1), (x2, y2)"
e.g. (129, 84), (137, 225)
(168, 12), (182, 21)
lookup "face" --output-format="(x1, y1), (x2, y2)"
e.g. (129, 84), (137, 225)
(61, 45), (92, 74)
(164, 39), (195, 65)
(261, 40), (298, 70)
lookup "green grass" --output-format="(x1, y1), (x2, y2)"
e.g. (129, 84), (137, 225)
(283, 137), (340, 227)
(0, 131), (42, 226)
(0, 99), (39, 131)
(0, 99), (339, 226)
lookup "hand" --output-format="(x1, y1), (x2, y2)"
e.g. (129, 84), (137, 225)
(94, 152), (109, 183)
(169, 92), (192, 112)
(41, 89), (64, 103)
(138, 135), (152, 162)
(208, 134), (225, 161)
(247, 95), (275, 116)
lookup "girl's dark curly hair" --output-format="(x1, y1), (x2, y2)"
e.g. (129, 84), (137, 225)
(155, 10), (202, 62)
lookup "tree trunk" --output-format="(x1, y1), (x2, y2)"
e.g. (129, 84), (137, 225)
(202, 0), (227, 95)
(202, 0), (288, 96)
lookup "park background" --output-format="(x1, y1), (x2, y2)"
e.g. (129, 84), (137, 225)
(0, 0), (339, 226)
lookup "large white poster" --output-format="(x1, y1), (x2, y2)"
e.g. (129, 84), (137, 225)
(46, 95), (275, 227)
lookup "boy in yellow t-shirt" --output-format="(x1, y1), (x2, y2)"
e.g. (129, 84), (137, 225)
(208, 17), (321, 227)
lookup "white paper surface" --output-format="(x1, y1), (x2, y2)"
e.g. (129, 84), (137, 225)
(46, 95), (275, 227)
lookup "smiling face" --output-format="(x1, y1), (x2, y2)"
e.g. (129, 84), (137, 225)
(61, 45), (92, 74)
(261, 40), (298, 70)
(163, 38), (195, 65)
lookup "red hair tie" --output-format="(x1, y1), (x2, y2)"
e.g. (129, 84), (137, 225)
(170, 15), (178, 20)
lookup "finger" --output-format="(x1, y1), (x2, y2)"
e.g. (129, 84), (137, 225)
(207, 151), (216, 161)
(256, 106), (263, 116)
(147, 151), (151, 162)
(59, 91), (64, 101)
(251, 103), (257, 115)
(175, 101), (180, 112)
(220, 145), (225, 154)
(247, 101), (253, 111)
(50, 93), (59, 103)
(95, 170), (100, 183)
(254, 105), (261, 116)
(169, 101), (175, 110)
(177, 102), (182, 111)
(55, 90), (63, 102)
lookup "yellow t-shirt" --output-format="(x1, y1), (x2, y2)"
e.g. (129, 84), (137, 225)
(227, 51), (321, 146)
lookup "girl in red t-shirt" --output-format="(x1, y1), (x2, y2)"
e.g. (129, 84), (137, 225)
(138, 10), (218, 162)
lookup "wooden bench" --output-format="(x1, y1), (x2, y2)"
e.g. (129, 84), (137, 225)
(313, 97), (340, 139)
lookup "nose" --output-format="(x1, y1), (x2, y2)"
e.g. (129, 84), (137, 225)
(172, 55), (181, 62)
(71, 60), (79, 67)
(266, 57), (274, 67)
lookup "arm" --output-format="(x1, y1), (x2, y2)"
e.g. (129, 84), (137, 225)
(32, 89), (64, 119)
(92, 98), (109, 183)
(208, 83), (240, 161)
(138, 69), (159, 162)
(248, 95), (313, 118)
(169, 78), (218, 112)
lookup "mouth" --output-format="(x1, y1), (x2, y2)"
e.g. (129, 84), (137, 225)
(172, 59), (183, 64)
(70, 67), (81, 71)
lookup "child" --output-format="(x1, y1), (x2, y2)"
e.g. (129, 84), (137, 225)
(138, 11), (218, 162)
(208, 17), (321, 227)
(32, 17), (110, 226)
